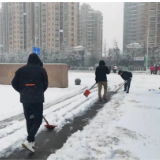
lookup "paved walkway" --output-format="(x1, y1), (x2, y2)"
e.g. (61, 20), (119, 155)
(2, 91), (115, 160)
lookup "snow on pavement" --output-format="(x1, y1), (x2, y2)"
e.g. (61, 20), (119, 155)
(0, 71), (120, 122)
(0, 71), (121, 157)
(47, 74), (160, 160)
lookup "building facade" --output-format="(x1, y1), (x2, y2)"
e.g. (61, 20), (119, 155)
(0, 2), (79, 53)
(79, 3), (103, 57)
(123, 2), (160, 51)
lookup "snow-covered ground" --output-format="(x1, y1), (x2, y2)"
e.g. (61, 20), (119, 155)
(0, 71), (121, 157)
(47, 73), (160, 160)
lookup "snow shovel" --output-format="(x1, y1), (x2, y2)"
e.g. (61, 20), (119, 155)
(114, 82), (126, 93)
(84, 83), (97, 97)
(43, 116), (56, 129)
(115, 78), (131, 93)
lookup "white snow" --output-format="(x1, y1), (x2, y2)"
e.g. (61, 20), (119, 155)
(0, 71), (120, 157)
(1, 71), (159, 159)
(47, 74), (160, 160)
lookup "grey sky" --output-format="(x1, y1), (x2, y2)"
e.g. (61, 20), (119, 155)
(86, 2), (124, 51)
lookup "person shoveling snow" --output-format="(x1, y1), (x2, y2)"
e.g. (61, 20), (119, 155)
(118, 70), (133, 93)
(12, 53), (48, 153)
(95, 60), (110, 102)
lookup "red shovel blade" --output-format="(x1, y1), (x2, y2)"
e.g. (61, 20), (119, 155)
(45, 124), (57, 129)
(84, 89), (90, 97)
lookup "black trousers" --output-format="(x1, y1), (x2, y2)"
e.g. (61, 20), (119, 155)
(23, 103), (43, 142)
(124, 80), (131, 92)
(151, 70), (153, 74)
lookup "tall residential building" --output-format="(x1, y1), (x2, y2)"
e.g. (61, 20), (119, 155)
(0, 2), (79, 53)
(62, 2), (79, 48)
(123, 2), (146, 50)
(79, 3), (103, 56)
(1, 2), (34, 53)
(123, 2), (160, 50)
(146, 2), (160, 48)
(0, 9), (3, 47)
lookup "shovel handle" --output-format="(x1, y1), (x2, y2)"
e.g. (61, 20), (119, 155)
(43, 116), (49, 125)
(115, 78), (131, 92)
(89, 83), (97, 90)
(115, 82), (125, 92)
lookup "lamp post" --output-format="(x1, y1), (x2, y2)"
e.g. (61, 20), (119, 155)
(34, 36), (38, 48)
(146, 28), (149, 71)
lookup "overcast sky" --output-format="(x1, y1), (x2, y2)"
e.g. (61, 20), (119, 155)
(0, 2), (124, 50)
(86, 2), (124, 51)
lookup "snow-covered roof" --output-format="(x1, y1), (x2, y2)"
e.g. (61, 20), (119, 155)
(126, 43), (142, 49)
(74, 46), (84, 51)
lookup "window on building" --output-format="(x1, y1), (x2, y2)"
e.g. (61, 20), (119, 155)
(150, 2), (156, 9)
(150, 23), (155, 28)
(55, 7), (59, 10)
(55, 43), (59, 47)
(55, 17), (59, 21)
(150, 30), (155, 35)
(150, 10), (156, 17)
(55, 28), (59, 31)
(158, 24), (160, 29)
(150, 17), (155, 22)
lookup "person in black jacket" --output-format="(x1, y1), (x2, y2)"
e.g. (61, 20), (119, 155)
(118, 70), (132, 93)
(95, 60), (110, 101)
(12, 53), (48, 153)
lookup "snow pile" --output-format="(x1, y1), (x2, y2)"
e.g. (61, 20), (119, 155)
(48, 74), (160, 160)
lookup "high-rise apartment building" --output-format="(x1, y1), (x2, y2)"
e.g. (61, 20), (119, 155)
(79, 3), (103, 56)
(0, 2), (79, 53)
(0, 9), (3, 47)
(123, 2), (160, 50)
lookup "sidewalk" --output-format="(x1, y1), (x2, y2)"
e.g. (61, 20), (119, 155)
(1, 91), (115, 160)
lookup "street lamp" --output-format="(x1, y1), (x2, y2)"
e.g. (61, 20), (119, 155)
(146, 28), (149, 71)
(34, 36), (38, 47)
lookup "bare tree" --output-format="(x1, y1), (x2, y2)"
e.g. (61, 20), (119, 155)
(112, 38), (120, 64)
(113, 38), (118, 48)
(103, 39), (108, 57)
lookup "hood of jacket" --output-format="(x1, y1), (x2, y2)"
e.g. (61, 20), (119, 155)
(99, 60), (105, 66)
(27, 53), (43, 67)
